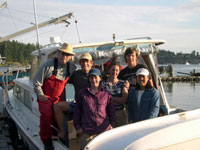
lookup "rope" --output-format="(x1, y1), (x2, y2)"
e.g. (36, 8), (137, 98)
(7, 7), (18, 31)
(74, 18), (81, 43)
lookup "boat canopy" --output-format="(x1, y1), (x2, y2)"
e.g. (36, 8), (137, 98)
(73, 39), (165, 61)
(30, 38), (165, 80)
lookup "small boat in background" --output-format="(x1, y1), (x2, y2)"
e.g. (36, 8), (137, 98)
(185, 61), (190, 65)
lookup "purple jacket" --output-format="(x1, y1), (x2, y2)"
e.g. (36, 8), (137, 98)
(73, 87), (115, 135)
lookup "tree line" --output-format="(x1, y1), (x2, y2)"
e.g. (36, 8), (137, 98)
(0, 40), (199, 65)
(157, 49), (200, 64)
(0, 40), (37, 65)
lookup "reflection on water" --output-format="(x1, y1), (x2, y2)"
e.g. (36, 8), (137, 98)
(162, 82), (200, 110)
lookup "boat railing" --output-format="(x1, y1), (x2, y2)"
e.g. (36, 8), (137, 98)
(2, 72), (10, 105)
(2, 68), (25, 106)
(2, 67), (29, 89)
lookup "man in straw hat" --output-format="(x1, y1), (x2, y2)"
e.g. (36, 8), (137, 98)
(53, 53), (93, 148)
(33, 43), (76, 150)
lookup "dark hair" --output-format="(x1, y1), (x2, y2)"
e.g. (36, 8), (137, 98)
(108, 60), (121, 71)
(124, 47), (140, 63)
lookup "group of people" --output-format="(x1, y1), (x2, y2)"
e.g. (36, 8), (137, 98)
(33, 43), (160, 150)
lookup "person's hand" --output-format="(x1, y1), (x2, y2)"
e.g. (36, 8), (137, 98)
(77, 128), (83, 136)
(123, 80), (130, 93)
(38, 95), (48, 101)
(124, 80), (130, 90)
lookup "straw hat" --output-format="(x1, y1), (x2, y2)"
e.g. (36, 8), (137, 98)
(58, 43), (75, 55)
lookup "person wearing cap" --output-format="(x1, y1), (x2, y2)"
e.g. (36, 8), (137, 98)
(73, 68), (115, 150)
(127, 68), (160, 123)
(53, 53), (93, 147)
(33, 43), (76, 150)
(67, 52), (93, 98)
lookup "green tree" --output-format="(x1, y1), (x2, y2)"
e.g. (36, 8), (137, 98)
(0, 40), (36, 65)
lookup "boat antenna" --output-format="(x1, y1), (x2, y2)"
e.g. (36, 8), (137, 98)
(0, 2), (7, 10)
(112, 34), (116, 42)
(75, 19), (81, 43)
(32, 0), (41, 55)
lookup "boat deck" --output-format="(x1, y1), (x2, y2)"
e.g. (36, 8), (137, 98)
(156, 137), (200, 150)
(69, 138), (80, 150)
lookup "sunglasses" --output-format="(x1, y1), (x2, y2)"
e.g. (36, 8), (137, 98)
(60, 52), (72, 57)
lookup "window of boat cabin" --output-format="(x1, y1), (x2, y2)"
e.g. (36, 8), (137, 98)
(13, 83), (32, 109)
(24, 89), (32, 109)
(65, 84), (75, 102)
(13, 83), (22, 100)
(20, 87), (25, 104)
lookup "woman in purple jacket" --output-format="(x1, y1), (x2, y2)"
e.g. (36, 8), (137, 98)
(73, 68), (115, 150)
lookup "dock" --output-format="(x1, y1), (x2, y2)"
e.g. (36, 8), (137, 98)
(161, 76), (200, 82)
(0, 118), (14, 150)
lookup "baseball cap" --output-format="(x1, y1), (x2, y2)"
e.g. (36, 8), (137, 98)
(79, 53), (92, 61)
(88, 68), (102, 77)
(136, 68), (149, 76)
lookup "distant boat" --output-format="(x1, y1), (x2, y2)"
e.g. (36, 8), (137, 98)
(185, 61), (190, 65)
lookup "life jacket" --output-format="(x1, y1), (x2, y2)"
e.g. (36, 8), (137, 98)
(41, 58), (70, 104)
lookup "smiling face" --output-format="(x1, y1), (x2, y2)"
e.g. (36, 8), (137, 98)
(89, 75), (101, 88)
(79, 59), (93, 74)
(58, 51), (73, 66)
(125, 51), (137, 68)
(136, 75), (149, 90)
(109, 65), (120, 79)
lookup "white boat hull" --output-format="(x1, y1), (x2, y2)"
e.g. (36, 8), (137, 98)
(5, 87), (68, 150)
(85, 109), (200, 150)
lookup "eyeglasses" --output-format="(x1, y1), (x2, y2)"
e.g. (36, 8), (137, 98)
(60, 52), (72, 57)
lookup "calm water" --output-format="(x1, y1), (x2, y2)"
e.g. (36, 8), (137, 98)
(163, 82), (200, 110)
(1, 64), (200, 110)
(162, 64), (200, 110)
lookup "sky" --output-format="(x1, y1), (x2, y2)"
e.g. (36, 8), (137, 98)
(0, 0), (200, 53)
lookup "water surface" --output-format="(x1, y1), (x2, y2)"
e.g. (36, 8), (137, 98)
(162, 82), (200, 110)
